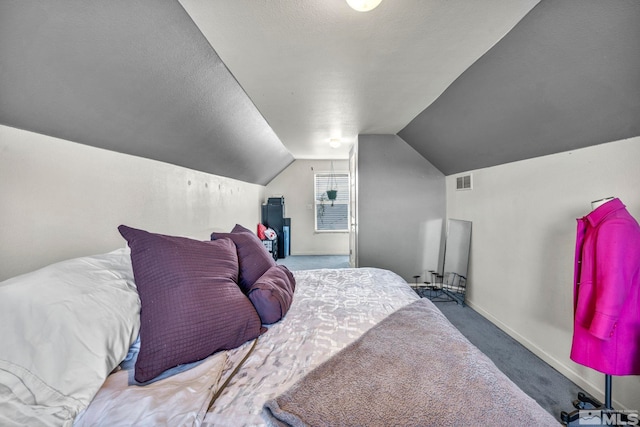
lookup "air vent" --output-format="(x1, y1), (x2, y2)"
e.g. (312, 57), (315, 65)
(456, 174), (472, 191)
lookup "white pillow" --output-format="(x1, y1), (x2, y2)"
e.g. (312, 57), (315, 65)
(0, 248), (140, 426)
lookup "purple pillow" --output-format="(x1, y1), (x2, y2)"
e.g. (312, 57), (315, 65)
(211, 224), (276, 293)
(248, 265), (296, 324)
(118, 225), (262, 383)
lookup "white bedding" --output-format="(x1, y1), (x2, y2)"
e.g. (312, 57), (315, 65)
(73, 351), (227, 427)
(0, 249), (140, 427)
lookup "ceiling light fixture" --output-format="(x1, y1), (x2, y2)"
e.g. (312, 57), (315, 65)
(346, 0), (382, 12)
(329, 138), (342, 148)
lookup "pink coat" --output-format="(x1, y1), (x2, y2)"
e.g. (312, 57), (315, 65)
(570, 198), (640, 375)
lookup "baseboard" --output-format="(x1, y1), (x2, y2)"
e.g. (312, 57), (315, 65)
(290, 251), (349, 256)
(464, 299), (628, 411)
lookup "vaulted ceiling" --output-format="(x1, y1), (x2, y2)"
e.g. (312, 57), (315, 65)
(1, 1), (638, 184)
(399, 0), (640, 175)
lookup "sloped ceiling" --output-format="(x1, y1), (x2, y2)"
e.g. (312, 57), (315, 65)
(1, 1), (638, 183)
(399, 0), (640, 175)
(0, 0), (293, 185)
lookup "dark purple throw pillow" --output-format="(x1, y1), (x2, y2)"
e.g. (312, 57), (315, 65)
(211, 224), (276, 293)
(118, 225), (262, 383)
(248, 265), (296, 324)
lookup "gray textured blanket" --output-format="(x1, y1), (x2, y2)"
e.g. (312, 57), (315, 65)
(263, 299), (559, 426)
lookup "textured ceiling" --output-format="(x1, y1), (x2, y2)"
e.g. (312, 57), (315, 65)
(399, 0), (640, 175)
(1, 0), (638, 184)
(180, 0), (539, 160)
(0, 0), (293, 185)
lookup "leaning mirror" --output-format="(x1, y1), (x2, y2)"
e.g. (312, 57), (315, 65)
(441, 219), (472, 305)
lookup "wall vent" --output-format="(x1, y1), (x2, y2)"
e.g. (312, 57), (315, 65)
(456, 174), (473, 191)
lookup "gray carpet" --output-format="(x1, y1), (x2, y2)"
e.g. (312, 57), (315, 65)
(433, 299), (581, 420)
(277, 255), (350, 270)
(280, 255), (580, 422)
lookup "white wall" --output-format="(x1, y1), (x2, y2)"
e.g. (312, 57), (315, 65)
(0, 125), (265, 281)
(265, 159), (349, 256)
(446, 137), (640, 410)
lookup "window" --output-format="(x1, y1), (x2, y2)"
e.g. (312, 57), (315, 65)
(314, 173), (349, 232)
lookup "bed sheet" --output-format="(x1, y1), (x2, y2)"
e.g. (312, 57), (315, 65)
(74, 351), (227, 427)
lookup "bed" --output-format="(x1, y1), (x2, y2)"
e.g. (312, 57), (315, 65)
(0, 224), (559, 426)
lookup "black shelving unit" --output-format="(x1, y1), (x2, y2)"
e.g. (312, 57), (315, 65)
(261, 197), (290, 259)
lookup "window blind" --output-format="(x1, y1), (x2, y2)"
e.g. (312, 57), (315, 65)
(314, 173), (349, 232)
